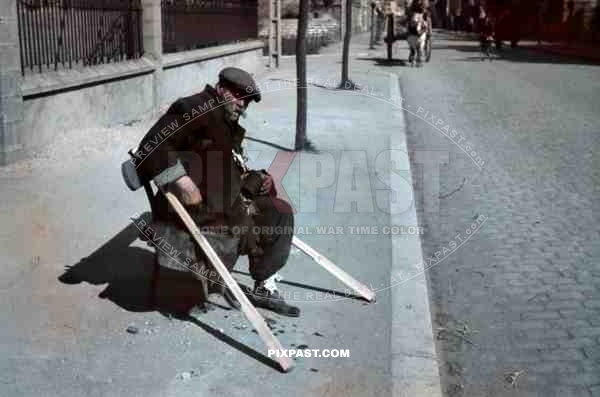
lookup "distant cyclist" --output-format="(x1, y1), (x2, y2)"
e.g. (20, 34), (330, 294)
(479, 15), (495, 60)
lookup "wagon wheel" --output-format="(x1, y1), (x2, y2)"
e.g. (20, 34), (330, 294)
(425, 34), (432, 62)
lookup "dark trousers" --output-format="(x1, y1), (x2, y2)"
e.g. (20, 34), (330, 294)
(152, 194), (294, 286)
(248, 196), (294, 283)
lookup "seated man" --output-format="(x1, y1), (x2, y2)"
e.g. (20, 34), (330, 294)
(135, 67), (300, 317)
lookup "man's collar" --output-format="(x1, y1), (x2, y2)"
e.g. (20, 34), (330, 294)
(204, 84), (218, 98)
(226, 115), (246, 135)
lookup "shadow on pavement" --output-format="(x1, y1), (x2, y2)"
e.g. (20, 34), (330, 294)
(245, 136), (294, 152)
(246, 136), (320, 154)
(181, 314), (285, 372)
(355, 57), (409, 67)
(457, 56), (502, 62)
(58, 213), (156, 312)
(57, 212), (290, 370)
(231, 269), (366, 301)
(435, 43), (600, 66)
(58, 212), (212, 314)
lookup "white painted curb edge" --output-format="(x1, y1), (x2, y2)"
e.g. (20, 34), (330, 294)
(388, 73), (443, 397)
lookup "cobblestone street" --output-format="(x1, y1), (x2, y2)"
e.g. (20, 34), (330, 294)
(397, 32), (600, 396)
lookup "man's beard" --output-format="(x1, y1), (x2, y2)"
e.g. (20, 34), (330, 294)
(224, 101), (246, 121)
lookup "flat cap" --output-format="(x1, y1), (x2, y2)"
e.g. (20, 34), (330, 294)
(218, 67), (261, 103)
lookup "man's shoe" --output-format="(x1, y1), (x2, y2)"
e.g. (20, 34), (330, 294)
(188, 303), (210, 316)
(250, 287), (300, 317)
(223, 287), (241, 310)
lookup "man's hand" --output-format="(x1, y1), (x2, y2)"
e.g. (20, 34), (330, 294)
(241, 171), (265, 198)
(241, 170), (276, 197)
(261, 172), (276, 196)
(172, 176), (202, 206)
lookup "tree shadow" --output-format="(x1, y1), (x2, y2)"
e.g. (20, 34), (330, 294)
(266, 77), (363, 93)
(437, 43), (600, 66)
(245, 136), (295, 152)
(297, 139), (320, 153)
(355, 57), (409, 67)
(245, 136), (320, 154)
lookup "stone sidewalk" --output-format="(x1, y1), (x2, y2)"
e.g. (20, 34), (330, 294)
(0, 33), (441, 396)
(251, 32), (443, 396)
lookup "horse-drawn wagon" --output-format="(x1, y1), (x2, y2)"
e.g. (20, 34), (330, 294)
(382, 0), (432, 63)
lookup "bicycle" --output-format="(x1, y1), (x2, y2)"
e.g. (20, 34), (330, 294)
(480, 34), (495, 61)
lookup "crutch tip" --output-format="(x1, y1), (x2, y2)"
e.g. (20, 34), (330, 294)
(280, 363), (295, 373)
(364, 294), (377, 304)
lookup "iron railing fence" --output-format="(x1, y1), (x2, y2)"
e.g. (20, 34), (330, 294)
(17, 0), (143, 75)
(162, 0), (258, 53)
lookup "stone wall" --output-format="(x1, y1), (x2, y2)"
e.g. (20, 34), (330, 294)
(0, 2), (24, 165)
(0, 0), (266, 165)
(19, 43), (265, 161)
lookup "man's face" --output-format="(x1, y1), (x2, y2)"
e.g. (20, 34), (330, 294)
(217, 84), (249, 122)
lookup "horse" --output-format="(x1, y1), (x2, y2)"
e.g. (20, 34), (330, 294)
(407, 11), (428, 67)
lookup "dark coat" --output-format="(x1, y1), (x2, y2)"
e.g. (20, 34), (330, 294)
(136, 84), (246, 228)
(480, 18), (495, 39)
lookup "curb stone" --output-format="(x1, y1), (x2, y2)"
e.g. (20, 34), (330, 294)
(388, 72), (443, 397)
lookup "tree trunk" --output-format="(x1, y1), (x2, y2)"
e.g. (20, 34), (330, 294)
(341, 0), (352, 88)
(295, 0), (309, 150)
(369, 2), (375, 48)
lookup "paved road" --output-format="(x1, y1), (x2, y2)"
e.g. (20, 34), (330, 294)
(393, 31), (600, 396)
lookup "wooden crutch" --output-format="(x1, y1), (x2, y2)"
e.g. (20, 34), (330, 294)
(292, 237), (376, 302)
(160, 188), (294, 372)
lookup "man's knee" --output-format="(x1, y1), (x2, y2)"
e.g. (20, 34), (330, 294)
(254, 196), (294, 215)
(272, 198), (294, 216)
